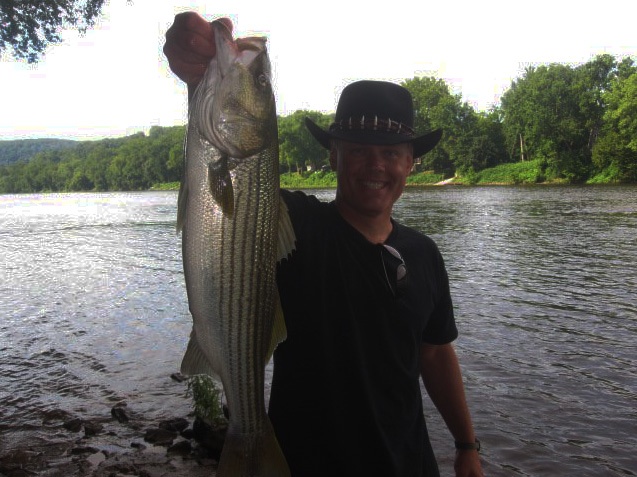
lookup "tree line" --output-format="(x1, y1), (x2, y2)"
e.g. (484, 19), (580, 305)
(1, 53), (636, 194)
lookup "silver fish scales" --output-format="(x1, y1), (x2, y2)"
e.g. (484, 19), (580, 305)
(177, 19), (294, 477)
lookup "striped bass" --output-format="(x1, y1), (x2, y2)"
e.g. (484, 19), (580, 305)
(177, 19), (293, 477)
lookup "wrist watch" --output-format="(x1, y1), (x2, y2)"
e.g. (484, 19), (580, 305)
(455, 438), (481, 452)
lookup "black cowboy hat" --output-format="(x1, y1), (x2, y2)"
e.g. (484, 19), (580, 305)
(305, 80), (442, 158)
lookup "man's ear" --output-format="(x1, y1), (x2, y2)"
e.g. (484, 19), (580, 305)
(329, 142), (338, 171)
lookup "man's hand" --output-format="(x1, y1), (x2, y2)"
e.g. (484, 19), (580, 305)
(163, 12), (233, 89)
(454, 449), (484, 477)
(420, 343), (484, 477)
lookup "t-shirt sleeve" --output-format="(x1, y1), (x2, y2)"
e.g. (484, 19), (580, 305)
(421, 240), (458, 345)
(280, 189), (318, 235)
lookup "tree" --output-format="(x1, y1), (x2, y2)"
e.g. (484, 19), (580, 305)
(593, 71), (637, 181)
(278, 111), (332, 173)
(573, 54), (616, 150)
(500, 55), (637, 182)
(500, 63), (593, 181)
(464, 109), (508, 172)
(403, 77), (460, 176)
(403, 76), (507, 177)
(0, 0), (108, 62)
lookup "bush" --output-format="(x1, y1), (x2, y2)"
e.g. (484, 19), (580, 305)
(587, 165), (623, 184)
(406, 171), (445, 185)
(187, 375), (225, 424)
(280, 171), (336, 189)
(471, 159), (545, 184)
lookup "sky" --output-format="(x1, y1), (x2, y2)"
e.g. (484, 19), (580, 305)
(1, 0), (635, 141)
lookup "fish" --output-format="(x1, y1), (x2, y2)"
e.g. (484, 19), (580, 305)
(176, 19), (294, 477)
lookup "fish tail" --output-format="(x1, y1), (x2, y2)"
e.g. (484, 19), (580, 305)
(217, 417), (290, 477)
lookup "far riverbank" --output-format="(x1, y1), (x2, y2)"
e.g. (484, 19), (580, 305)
(151, 159), (628, 191)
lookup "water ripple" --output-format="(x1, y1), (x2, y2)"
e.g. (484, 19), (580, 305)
(1, 188), (636, 476)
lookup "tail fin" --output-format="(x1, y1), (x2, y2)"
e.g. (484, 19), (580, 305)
(216, 417), (290, 477)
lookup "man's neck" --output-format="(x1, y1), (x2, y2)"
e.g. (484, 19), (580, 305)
(335, 201), (393, 244)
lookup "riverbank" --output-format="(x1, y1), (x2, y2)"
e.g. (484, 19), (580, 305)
(151, 159), (631, 191)
(0, 380), (223, 477)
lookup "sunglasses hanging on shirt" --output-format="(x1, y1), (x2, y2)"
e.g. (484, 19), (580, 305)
(380, 244), (408, 298)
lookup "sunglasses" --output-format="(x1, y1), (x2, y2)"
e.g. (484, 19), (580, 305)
(381, 244), (408, 297)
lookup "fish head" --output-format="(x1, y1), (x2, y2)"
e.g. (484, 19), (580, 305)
(206, 21), (277, 159)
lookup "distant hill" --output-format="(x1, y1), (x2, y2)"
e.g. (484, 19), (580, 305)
(0, 138), (78, 166)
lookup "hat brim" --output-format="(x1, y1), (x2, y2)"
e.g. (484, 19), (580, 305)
(305, 118), (442, 158)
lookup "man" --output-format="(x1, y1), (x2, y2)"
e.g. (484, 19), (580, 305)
(164, 12), (484, 477)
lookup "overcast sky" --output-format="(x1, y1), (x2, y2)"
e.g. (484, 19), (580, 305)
(1, 0), (635, 140)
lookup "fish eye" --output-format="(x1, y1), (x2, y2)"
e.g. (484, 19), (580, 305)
(257, 73), (268, 87)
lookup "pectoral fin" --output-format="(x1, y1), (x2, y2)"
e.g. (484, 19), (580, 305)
(277, 196), (296, 261)
(264, 197), (297, 361)
(181, 330), (221, 381)
(266, 290), (287, 363)
(208, 155), (234, 216)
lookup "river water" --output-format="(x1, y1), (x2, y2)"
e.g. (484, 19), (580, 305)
(1, 186), (635, 476)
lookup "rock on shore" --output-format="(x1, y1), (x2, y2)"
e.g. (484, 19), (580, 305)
(0, 402), (228, 477)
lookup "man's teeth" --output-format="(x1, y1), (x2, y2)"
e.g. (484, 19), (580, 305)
(363, 181), (383, 189)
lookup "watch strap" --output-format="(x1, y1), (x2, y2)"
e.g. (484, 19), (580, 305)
(455, 438), (481, 451)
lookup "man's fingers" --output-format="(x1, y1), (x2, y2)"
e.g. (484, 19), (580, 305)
(172, 11), (211, 37)
(215, 17), (233, 34)
(166, 12), (232, 57)
(163, 12), (234, 87)
(165, 56), (207, 86)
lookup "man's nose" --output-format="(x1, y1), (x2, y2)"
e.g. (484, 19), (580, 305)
(367, 148), (385, 171)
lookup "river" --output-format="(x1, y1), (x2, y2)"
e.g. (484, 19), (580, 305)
(1, 186), (635, 476)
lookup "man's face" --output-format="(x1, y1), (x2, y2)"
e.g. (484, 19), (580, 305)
(330, 140), (414, 219)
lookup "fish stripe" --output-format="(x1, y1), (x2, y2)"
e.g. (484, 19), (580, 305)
(180, 19), (290, 473)
(214, 157), (278, 432)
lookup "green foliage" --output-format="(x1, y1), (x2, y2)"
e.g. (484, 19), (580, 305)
(406, 172), (445, 185)
(280, 170), (446, 188)
(500, 55), (637, 183)
(592, 71), (637, 182)
(278, 110), (332, 173)
(0, 0), (108, 63)
(403, 77), (462, 176)
(187, 375), (225, 424)
(0, 138), (77, 166)
(150, 181), (180, 191)
(0, 126), (186, 193)
(587, 164), (624, 184)
(3, 54), (636, 191)
(403, 77), (507, 177)
(280, 171), (336, 189)
(501, 63), (589, 168)
(457, 159), (546, 185)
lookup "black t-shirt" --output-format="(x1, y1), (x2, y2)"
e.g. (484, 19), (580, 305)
(269, 190), (458, 477)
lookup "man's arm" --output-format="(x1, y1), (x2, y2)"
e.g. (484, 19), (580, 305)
(420, 342), (483, 477)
